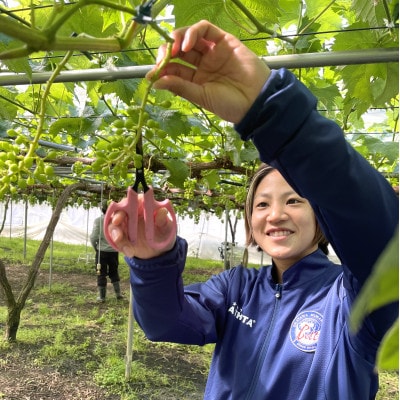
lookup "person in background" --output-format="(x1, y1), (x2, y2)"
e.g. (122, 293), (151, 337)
(90, 201), (123, 302)
(106, 20), (398, 399)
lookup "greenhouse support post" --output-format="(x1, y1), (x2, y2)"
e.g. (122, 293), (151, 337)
(125, 287), (134, 380)
(0, 48), (397, 87)
(23, 200), (28, 260)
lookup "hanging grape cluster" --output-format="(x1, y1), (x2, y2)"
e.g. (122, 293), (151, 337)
(90, 98), (173, 184)
(0, 129), (57, 198)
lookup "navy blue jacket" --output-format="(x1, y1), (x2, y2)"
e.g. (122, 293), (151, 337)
(126, 69), (398, 399)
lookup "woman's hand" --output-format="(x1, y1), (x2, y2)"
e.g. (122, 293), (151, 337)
(107, 195), (176, 259)
(147, 20), (271, 124)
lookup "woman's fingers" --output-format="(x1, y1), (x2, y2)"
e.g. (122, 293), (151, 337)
(154, 207), (177, 252)
(106, 206), (176, 259)
(147, 20), (271, 123)
(108, 211), (136, 257)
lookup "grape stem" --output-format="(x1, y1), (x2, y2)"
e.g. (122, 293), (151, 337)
(128, 24), (174, 157)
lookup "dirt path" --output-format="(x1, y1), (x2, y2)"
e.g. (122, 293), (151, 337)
(0, 264), (207, 399)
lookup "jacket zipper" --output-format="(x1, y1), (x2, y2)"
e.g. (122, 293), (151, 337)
(245, 283), (282, 400)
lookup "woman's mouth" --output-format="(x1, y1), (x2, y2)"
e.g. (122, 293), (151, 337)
(267, 230), (293, 237)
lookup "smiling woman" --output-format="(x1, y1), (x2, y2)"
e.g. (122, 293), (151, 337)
(106, 20), (398, 400)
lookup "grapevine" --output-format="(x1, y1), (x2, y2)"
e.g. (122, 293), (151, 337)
(92, 16), (175, 185)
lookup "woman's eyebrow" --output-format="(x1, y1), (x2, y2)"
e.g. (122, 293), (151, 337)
(254, 190), (298, 199)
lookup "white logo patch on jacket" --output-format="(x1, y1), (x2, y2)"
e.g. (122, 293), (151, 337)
(290, 310), (323, 352)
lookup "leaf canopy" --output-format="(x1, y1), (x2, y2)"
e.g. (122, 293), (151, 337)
(0, 0), (397, 216)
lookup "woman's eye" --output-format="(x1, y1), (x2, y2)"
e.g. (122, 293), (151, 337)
(255, 201), (268, 208)
(287, 198), (301, 205)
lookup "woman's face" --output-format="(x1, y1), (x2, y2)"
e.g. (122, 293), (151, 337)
(251, 170), (318, 274)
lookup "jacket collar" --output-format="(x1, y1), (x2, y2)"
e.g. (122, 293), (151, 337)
(268, 249), (338, 289)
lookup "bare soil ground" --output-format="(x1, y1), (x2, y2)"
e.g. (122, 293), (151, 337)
(0, 262), (397, 400)
(0, 264), (208, 400)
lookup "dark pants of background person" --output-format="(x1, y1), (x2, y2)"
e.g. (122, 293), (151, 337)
(95, 250), (120, 287)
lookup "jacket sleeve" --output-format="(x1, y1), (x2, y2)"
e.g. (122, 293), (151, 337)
(126, 236), (229, 345)
(235, 68), (398, 336)
(236, 68), (398, 285)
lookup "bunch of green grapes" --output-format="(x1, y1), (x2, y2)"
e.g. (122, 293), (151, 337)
(0, 130), (56, 198)
(91, 99), (172, 182)
(202, 193), (214, 208)
(234, 185), (248, 205)
(183, 178), (197, 200)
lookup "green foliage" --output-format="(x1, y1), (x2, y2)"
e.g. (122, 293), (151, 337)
(378, 320), (399, 370)
(352, 0), (398, 26)
(0, 0), (397, 207)
(351, 229), (399, 369)
(348, 134), (399, 184)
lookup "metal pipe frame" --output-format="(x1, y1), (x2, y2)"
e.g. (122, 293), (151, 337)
(0, 47), (398, 86)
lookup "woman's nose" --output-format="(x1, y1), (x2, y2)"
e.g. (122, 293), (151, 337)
(266, 204), (287, 222)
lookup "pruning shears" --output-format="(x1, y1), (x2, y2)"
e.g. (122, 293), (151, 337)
(103, 134), (177, 251)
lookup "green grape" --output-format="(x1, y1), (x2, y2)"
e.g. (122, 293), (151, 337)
(6, 129), (17, 137)
(36, 173), (47, 183)
(147, 119), (159, 129)
(46, 150), (57, 159)
(113, 119), (125, 129)
(92, 159), (105, 172)
(35, 159), (45, 173)
(24, 157), (34, 168)
(6, 152), (16, 162)
(155, 129), (167, 139)
(109, 151), (120, 161)
(124, 118), (135, 130)
(17, 178), (27, 189)
(9, 173), (18, 183)
(0, 142), (12, 151)
(44, 165), (55, 177)
(112, 137), (124, 148)
(15, 135), (26, 145)
(124, 136), (135, 147)
(1, 175), (10, 184)
(8, 164), (18, 173)
(141, 111), (149, 122)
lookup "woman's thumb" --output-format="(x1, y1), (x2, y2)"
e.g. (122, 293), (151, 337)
(154, 207), (171, 229)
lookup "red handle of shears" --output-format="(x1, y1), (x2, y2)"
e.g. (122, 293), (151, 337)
(103, 186), (177, 251)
